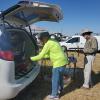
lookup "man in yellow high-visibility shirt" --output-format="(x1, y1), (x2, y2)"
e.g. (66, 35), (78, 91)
(30, 32), (69, 100)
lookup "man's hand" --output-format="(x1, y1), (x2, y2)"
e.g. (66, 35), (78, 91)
(30, 56), (34, 61)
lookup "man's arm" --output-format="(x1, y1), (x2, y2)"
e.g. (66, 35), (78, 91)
(30, 42), (50, 61)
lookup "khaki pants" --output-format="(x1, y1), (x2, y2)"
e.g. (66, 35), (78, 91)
(83, 55), (95, 88)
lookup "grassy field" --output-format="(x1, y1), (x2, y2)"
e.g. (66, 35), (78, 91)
(12, 52), (100, 100)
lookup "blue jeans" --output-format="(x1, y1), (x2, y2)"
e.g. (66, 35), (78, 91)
(51, 66), (65, 96)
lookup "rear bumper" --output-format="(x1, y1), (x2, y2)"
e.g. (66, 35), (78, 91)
(0, 59), (40, 99)
(0, 84), (21, 100)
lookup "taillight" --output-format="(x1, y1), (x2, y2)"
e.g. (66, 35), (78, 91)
(0, 51), (14, 61)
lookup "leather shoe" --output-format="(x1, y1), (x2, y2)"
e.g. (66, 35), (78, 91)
(81, 86), (90, 90)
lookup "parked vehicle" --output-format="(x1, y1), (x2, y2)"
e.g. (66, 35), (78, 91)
(50, 33), (69, 42)
(60, 35), (100, 51)
(0, 1), (63, 99)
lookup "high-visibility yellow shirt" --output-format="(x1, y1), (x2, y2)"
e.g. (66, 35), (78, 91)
(30, 39), (69, 68)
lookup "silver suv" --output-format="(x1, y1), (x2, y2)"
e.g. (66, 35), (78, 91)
(0, 1), (62, 99)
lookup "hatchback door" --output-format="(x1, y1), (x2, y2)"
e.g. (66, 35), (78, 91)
(0, 1), (63, 27)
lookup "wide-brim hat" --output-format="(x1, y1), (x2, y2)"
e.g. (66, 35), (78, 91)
(81, 29), (93, 36)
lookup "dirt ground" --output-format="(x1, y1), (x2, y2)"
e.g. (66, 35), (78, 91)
(12, 52), (100, 100)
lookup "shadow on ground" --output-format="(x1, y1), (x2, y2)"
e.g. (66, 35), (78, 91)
(61, 68), (100, 97)
(11, 67), (100, 100)
(92, 71), (100, 86)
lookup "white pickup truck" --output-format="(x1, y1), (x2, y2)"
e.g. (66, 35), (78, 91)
(60, 35), (100, 51)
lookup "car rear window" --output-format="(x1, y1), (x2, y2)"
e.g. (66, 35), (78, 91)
(0, 30), (12, 51)
(0, 29), (37, 79)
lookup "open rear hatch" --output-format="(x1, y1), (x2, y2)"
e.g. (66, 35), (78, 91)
(0, 1), (63, 27)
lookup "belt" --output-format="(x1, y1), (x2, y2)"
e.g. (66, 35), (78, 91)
(85, 53), (96, 56)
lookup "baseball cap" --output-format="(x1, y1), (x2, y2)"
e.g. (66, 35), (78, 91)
(38, 32), (50, 40)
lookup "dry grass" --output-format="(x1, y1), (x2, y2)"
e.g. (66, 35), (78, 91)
(12, 52), (100, 100)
